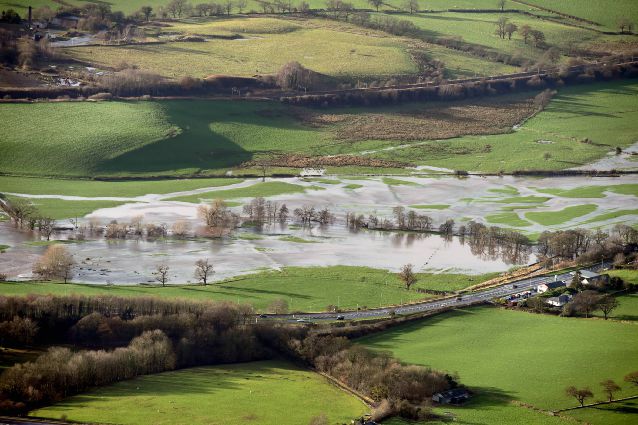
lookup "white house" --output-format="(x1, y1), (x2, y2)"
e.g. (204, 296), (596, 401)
(536, 280), (567, 293)
(546, 294), (572, 307)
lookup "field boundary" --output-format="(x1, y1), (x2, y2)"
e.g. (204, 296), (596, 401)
(553, 395), (638, 413)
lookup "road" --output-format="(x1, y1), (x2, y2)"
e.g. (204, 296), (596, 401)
(265, 265), (608, 322)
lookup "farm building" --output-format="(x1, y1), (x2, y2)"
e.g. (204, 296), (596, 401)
(432, 388), (471, 404)
(546, 294), (572, 307)
(536, 280), (567, 293)
(571, 270), (608, 287)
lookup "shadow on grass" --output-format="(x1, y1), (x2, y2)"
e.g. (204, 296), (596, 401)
(95, 100), (313, 175)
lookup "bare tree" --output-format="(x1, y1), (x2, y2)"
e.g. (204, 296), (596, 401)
(617, 18), (634, 34)
(403, 0), (418, 13)
(154, 264), (169, 286)
(33, 244), (75, 283)
(504, 22), (517, 40)
(171, 220), (191, 238)
(278, 204), (289, 222)
(495, 16), (509, 39)
(439, 219), (455, 235)
(236, 0), (247, 13)
(497, 0), (506, 12)
(268, 298), (289, 314)
(600, 379), (621, 402)
(565, 386), (593, 407)
(571, 290), (601, 318)
(520, 24), (531, 44)
(368, 0), (382, 12)
(194, 259), (214, 285)
(38, 217), (56, 241)
(624, 371), (638, 387)
(597, 296), (619, 320)
(140, 6), (153, 21)
(398, 263), (417, 290)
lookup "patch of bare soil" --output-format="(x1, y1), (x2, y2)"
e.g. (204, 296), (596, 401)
(0, 69), (47, 88)
(297, 96), (537, 142)
(584, 39), (638, 56)
(242, 154), (411, 168)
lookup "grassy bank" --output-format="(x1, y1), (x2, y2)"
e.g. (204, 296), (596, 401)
(0, 267), (498, 312)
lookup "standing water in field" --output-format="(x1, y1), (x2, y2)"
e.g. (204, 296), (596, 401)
(2, 174), (637, 284)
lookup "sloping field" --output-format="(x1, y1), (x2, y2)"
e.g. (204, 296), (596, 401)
(359, 305), (638, 425)
(30, 360), (367, 425)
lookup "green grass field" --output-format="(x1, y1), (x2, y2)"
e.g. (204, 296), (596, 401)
(523, 0), (638, 31)
(535, 184), (638, 198)
(485, 211), (532, 227)
(66, 18), (418, 81)
(2, 81), (635, 178)
(168, 181), (311, 202)
(359, 305), (638, 425)
(0, 176), (240, 197)
(525, 204), (597, 226)
(371, 81), (638, 172)
(5, 196), (127, 219)
(400, 10), (598, 62)
(0, 267), (498, 312)
(30, 360), (367, 425)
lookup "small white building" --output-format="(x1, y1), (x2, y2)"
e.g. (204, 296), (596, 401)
(300, 168), (326, 177)
(546, 294), (572, 307)
(536, 280), (567, 293)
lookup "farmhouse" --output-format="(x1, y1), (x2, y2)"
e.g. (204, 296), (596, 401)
(546, 294), (572, 307)
(536, 280), (567, 293)
(432, 388), (471, 405)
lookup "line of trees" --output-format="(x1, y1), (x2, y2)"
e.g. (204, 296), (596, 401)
(565, 371), (638, 407)
(256, 327), (456, 421)
(282, 61), (638, 107)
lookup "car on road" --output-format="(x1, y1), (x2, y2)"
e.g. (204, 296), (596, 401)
(456, 296), (463, 301)
(512, 284), (518, 289)
(258, 314), (268, 318)
(336, 315), (345, 320)
(296, 318), (309, 323)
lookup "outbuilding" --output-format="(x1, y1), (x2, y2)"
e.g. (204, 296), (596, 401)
(432, 388), (471, 404)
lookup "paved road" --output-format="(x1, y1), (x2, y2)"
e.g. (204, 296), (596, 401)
(264, 265), (608, 322)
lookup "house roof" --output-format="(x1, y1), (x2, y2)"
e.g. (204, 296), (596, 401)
(437, 388), (470, 397)
(541, 281), (566, 289)
(579, 270), (601, 278)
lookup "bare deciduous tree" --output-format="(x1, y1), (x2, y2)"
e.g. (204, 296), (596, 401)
(268, 298), (289, 314)
(600, 379), (621, 402)
(597, 296), (619, 320)
(497, 0), (506, 12)
(624, 371), (638, 387)
(565, 386), (593, 407)
(194, 259), (214, 285)
(398, 263), (417, 290)
(33, 244), (75, 283)
(154, 264), (169, 286)
(38, 217), (56, 241)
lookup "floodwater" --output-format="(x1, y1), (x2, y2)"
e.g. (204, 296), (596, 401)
(2, 174), (637, 284)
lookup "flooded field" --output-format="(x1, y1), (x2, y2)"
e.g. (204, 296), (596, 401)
(1, 174), (636, 284)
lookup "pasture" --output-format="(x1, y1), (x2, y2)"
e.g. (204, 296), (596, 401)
(0, 267), (498, 311)
(65, 18), (418, 81)
(30, 360), (368, 425)
(401, 10), (599, 62)
(359, 305), (638, 425)
(371, 81), (638, 172)
(0, 176), (240, 197)
(522, 0), (638, 31)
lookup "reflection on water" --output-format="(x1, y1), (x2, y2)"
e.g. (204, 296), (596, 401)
(0, 221), (534, 284)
